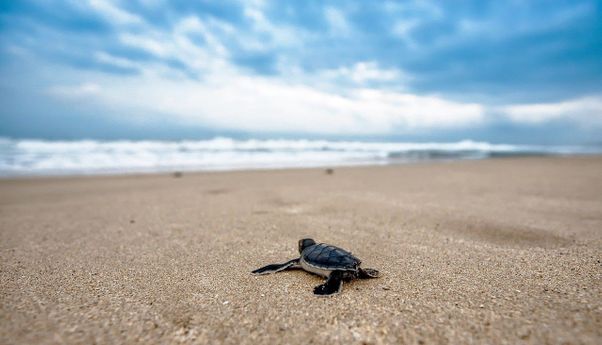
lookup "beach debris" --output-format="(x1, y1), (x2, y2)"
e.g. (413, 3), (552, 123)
(325, 168), (334, 175)
(251, 238), (380, 296)
(173, 171), (183, 178)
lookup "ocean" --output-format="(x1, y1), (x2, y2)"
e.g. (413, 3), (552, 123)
(0, 137), (600, 176)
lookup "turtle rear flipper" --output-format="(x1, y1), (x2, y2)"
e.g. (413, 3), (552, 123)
(313, 271), (343, 296)
(251, 258), (300, 275)
(358, 268), (379, 279)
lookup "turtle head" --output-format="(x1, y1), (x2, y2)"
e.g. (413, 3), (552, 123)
(298, 238), (316, 253)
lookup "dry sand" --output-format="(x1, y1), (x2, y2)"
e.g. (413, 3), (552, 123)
(1, 157), (601, 344)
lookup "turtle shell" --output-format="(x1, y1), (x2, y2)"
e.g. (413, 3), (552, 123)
(301, 243), (360, 271)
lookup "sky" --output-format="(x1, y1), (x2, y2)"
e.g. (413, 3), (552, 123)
(0, 0), (601, 144)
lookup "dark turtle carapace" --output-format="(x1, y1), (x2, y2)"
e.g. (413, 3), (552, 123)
(252, 238), (380, 296)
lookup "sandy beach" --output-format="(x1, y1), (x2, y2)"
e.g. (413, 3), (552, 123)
(1, 157), (601, 344)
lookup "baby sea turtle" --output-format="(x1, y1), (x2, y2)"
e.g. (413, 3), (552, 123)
(252, 238), (380, 296)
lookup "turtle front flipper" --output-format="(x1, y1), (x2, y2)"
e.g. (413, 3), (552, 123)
(313, 271), (344, 296)
(358, 268), (379, 279)
(251, 258), (300, 275)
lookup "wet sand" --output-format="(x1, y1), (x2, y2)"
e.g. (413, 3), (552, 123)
(1, 157), (601, 344)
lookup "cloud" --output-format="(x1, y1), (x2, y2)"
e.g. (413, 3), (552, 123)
(1, 0), (601, 142)
(321, 62), (403, 84)
(47, 82), (102, 98)
(502, 96), (602, 125)
(118, 33), (166, 57)
(112, 16), (232, 78)
(60, 62), (482, 135)
(94, 51), (138, 70)
(88, 0), (143, 26)
(392, 19), (419, 40)
(243, 3), (302, 48)
(324, 7), (351, 36)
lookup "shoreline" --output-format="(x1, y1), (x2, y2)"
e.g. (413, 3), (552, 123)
(1, 156), (601, 344)
(1, 153), (601, 180)
(3, 135), (601, 178)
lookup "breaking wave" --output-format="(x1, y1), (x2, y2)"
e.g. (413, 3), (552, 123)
(0, 137), (599, 176)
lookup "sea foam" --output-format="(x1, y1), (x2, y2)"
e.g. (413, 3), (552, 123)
(0, 137), (599, 176)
